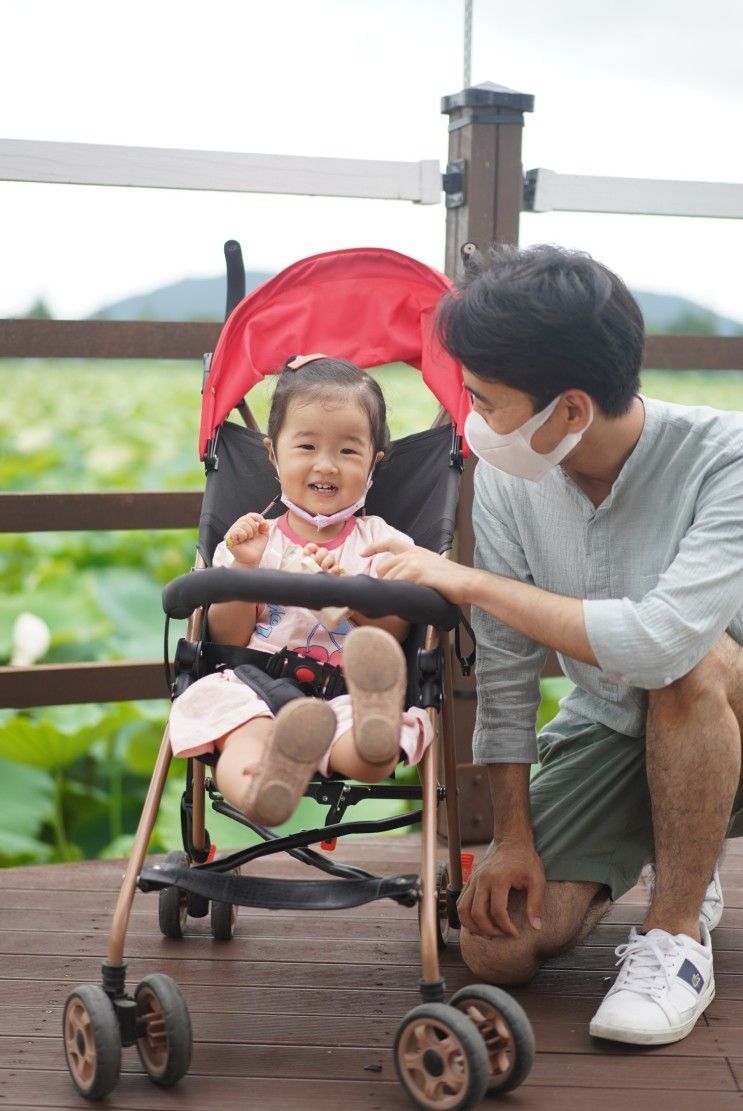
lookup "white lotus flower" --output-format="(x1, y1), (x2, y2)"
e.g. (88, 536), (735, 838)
(10, 612), (52, 666)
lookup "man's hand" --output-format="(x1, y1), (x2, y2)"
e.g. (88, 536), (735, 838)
(361, 537), (473, 604)
(457, 841), (545, 939)
(225, 512), (269, 567)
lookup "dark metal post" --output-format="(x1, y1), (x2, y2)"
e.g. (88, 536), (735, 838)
(440, 82), (534, 842)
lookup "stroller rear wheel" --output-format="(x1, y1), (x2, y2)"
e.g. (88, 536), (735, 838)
(211, 896), (238, 939)
(394, 1002), (490, 1111)
(210, 865), (240, 940)
(449, 985), (535, 1095)
(63, 984), (121, 1100)
(135, 973), (192, 1087)
(157, 852), (190, 938)
(418, 863), (451, 952)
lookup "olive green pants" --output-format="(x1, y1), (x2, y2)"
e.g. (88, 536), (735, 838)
(529, 716), (743, 901)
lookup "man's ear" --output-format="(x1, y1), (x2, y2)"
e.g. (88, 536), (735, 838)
(564, 391), (593, 431)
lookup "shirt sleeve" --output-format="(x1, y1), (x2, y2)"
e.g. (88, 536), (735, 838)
(584, 454), (743, 689)
(470, 468), (548, 764)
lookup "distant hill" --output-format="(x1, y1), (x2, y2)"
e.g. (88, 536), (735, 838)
(89, 272), (272, 322)
(88, 274), (743, 335)
(633, 291), (743, 336)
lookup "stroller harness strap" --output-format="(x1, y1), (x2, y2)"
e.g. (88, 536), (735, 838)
(197, 640), (347, 700)
(139, 860), (419, 911)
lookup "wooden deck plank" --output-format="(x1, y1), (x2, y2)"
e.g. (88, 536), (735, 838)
(0, 1005), (733, 1059)
(2, 1035), (739, 1090)
(3, 1070), (739, 1111)
(1, 837), (743, 1109)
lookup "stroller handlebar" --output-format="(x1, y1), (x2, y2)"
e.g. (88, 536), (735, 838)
(162, 567), (459, 630)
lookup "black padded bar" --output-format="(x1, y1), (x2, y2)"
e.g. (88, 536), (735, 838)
(162, 567), (459, 629)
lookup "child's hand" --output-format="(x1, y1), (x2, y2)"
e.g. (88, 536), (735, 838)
(225, 513), (269, 567)
(303, 543), (344, 575)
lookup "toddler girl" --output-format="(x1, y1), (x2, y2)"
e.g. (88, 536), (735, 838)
(168, 355), (432, 826)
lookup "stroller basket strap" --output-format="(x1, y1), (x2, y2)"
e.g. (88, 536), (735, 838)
(139, 861), (419, 911)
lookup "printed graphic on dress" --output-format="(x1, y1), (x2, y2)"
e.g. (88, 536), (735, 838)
(297, 618), (354, 667)
(254, 603), (284, 639)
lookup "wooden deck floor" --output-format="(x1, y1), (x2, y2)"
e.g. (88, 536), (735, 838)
(1, 836), (743, 1110)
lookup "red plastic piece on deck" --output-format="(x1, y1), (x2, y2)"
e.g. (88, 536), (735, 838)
(461, 851), (474, 884)
(320, 838), (337, 851)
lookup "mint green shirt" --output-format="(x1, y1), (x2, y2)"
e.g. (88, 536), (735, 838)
(471, 396), (743, 764)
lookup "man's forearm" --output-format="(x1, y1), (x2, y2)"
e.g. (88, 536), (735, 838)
(487, 763), (536, 846)
(370, 540), (599, 664)
(464, 567), (598, 666)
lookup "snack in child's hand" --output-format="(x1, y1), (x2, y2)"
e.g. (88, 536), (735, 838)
(280, 544), (350, 630)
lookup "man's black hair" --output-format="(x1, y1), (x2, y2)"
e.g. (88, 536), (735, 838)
(437, 244), (645, 416)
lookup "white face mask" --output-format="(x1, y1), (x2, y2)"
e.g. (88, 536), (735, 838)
(279, 483), (370, 531)
(274, 468), (374, 532)
(464, 395), (593, 482)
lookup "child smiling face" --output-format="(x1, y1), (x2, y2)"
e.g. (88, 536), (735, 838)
(269, 395), (378, 538)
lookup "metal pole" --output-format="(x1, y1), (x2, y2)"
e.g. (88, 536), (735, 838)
(463, 0), (473, 88)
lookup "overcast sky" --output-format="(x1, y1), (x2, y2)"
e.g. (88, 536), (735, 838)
(2, 0), (742, 321)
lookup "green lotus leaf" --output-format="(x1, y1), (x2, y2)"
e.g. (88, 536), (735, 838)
(0, 830), (55, 867)
(0, 758), (55, 838)
(0, 716), (103, 770)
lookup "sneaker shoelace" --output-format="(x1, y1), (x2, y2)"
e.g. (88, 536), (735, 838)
(612, 931), (678, 999)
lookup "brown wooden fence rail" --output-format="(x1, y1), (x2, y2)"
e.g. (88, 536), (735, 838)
(3, 318), (743, 368)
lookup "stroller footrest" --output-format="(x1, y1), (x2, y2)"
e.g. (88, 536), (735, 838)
(139, 862), (419, 910)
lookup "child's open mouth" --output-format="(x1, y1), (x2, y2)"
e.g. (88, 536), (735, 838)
(309, 483), (338, 495)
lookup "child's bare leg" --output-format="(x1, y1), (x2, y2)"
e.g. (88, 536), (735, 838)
(214, 716), (273, 812)
(328, 728), (399, 782)
(216, 700), (335, 827)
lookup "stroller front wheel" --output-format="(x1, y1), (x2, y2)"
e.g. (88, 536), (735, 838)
(394, 1002), (490, 1111)
(448, 985), (535, 1095)
(135, 973), (193, 1087)
(63, 984), (121, 1100)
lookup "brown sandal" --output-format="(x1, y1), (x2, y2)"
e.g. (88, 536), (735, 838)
(240, 699), (335, 827)
(343, 626), (406, 765)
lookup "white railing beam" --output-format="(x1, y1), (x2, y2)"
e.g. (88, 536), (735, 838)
(525, 168), (743, 220)
(0, 138), (441, 205)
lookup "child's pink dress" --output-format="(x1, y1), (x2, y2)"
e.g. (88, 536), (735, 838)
(168, 513), (433, 774)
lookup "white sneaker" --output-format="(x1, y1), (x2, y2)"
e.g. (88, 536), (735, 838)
(700, 868), (724, 931)
(646, 865), (724, 931)
(589, 924), (715, 1045)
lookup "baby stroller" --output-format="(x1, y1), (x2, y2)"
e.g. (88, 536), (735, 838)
(62, 243), (535, 1111)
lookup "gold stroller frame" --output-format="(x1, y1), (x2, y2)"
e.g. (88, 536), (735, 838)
(62, 396), (536, 1111)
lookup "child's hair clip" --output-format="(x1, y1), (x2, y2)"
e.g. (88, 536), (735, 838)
(285, 353), (329, 370)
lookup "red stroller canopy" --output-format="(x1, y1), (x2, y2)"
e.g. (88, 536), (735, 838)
(199, 247), (468, 459)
